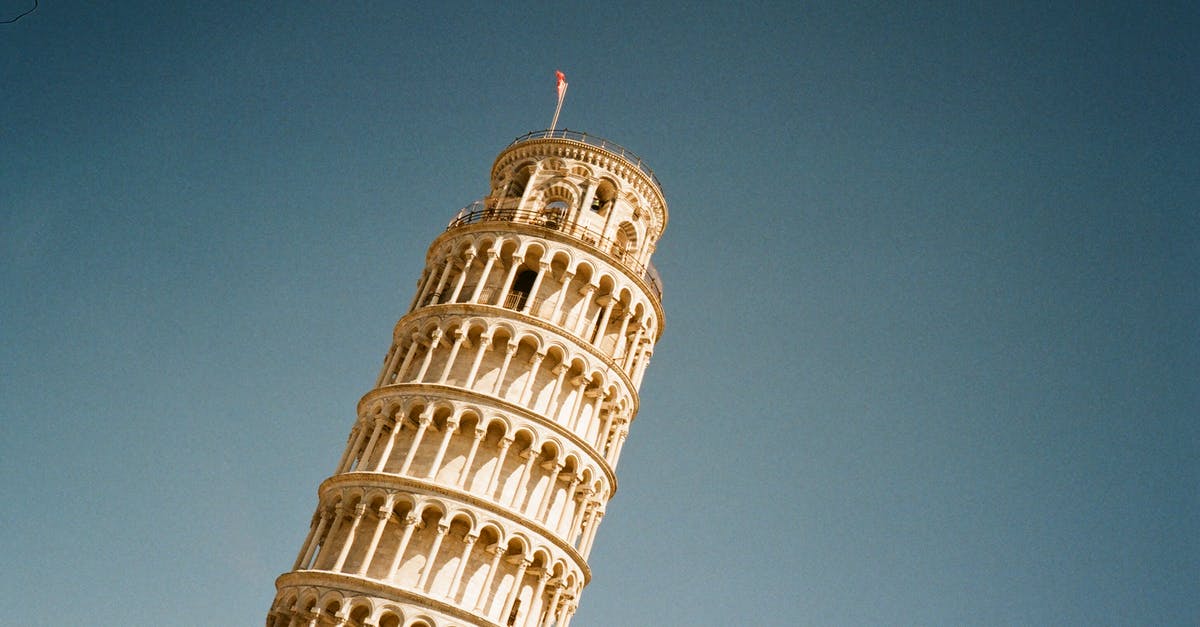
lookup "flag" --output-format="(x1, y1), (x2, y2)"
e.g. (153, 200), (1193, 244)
(551, 70), (569, 131)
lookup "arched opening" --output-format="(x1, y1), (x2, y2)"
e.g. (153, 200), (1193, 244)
(591, 180), (617, 215)
(612, 222), (638, 261)
(507, 269), (537, 311)
(542, 200), (569, 229)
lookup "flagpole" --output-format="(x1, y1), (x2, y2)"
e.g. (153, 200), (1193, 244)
(550, 70), (568, 134)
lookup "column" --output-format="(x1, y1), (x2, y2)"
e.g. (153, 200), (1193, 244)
(612, 311), (633, 358)
(520, 352), (546, 405)
(511, 448), (539, 509)
(332, 503), (367, 572)
(475, 545), (506, 613)
(567, 495), (592, 544)
(395, 335), (422, 382)
(590, 294), (616, 345)
(446, 534), (477, 601)
(386, 515), (420, 581)
(521, 261), (551, 315)
(535, 465), (564, 520)
(494, 255), (525, 307)
(357, 498), (395, 576)
(437, 326), (469, 384)
(490, 342), (518, 396)
(358, 415), (387, 473)
(571, 285), (597, 336)
(527, 570), (551, 627)
(571, 386), (598, 433)
(374, 345), (396, 387)
(372, 411), (404, 473)
(315, 505), (348, 568)
(548, 364), (569, 417)
(428, 257), (455, 305)
(596, 409), (618, 455)
(457, 428), (486, 489)
(408, 269), (431, 312)
(501, 559), (532, 623)
(469, 250), (499, 303)
(622, 329), (645, 370)
(562, 376), (587, 428)
(416, 524), (448, 590)
(399, 410), (433, 476)
(549, 270), (575, 325)
(560, 600), (578, 627)
(464, 331), (493, 389)
(541, 581), (564, 627)
(611, 427), (630, 466)
(633, 350), (652, 387)
(581, 511), (604, 559)
(426, 417), (459, 479)
(295, 509), (329, 570)
(413, 328), (444, 382)
(554, 475), (582, 531)
(448, 250), (476, 303)
(486, 438), (514, 499)
(413, 264), (438, 309)
(336, 424), (366, 473)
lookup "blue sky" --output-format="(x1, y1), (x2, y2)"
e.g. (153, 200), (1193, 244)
(2, 2), (1197, 625)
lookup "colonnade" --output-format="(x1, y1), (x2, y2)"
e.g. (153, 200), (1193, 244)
(332, 404), (613, 543)
(406, 233), (658, 374)
(373, 323), (639, 461)
(282, 494), (587, 627)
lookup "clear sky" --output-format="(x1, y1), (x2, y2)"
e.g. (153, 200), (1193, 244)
(2, 2), (1197, 625)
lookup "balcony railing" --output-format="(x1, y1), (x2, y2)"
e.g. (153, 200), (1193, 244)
(447, 201), (663, 300)
(508, 129), (664, 195)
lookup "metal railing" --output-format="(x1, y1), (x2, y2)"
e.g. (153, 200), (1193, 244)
(508, 129), (664, 195)
(447, 200), (664, 300)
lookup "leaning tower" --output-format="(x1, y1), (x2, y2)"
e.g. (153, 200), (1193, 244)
(268, 129), (667, 627)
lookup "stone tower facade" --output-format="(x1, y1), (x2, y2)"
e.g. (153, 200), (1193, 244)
(267, 130), (668, 627)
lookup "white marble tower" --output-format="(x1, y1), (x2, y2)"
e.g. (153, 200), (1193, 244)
(268, 129), (668, 627)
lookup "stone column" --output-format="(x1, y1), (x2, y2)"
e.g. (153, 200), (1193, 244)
(357, 498), (395, 576)
(520, 352), (546, 405)
(437, 326), (469, 384)
(623, 328), (645, 370)
(413, 328), (444, 382)
(527, 570), (551, 627)
(295, 509), (329, 570)
(612, 311), (633, 358)
(332, 504), (367, 572)
(336, 424), (366, 473)
(399, 410), (433, 476)
(511, 448), (540, 509)
(590, 294), (616, 344)
(316, 505), (348, 569)
(469, 250), (499, 303)
(386, 515), (420, 581)
(464, 331), (493, 389)
(490, 342), (519, 396)
(549, 270), (575, 325)
(416, 524), (448, 590)
(426, 417), (460, 479)
(501, 559), (532, 623)
(395, 334), (422, 382)
(448, 250), (476, 303)
(494, 255), (525, 307)
(555, 475), (582, 531)
(474, 545), (506, 613)
(457, 428), (487, 489)
(536, 465), (565, 520)
(571, 284), (597, 336)
(446, 534), (477, 601)
(372, 411), (404, 473)
(486, 438), (514, 499)
(428, 257), (455, 305)
(541, 582), (564, 627)
(358, 415), (387, 472)
(521, 261), (551, 315)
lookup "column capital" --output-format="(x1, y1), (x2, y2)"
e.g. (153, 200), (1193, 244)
(402, 514), (419, 527)
(353, 503), (367, 518)
(473, 428), (487, 440)
(463, 534), (478, 546)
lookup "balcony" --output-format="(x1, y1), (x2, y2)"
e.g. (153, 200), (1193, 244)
(508, 129), (664, 196)
(446, 201), (664, 301)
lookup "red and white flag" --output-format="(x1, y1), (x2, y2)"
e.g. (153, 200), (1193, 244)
(551, 70), (568, 131)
